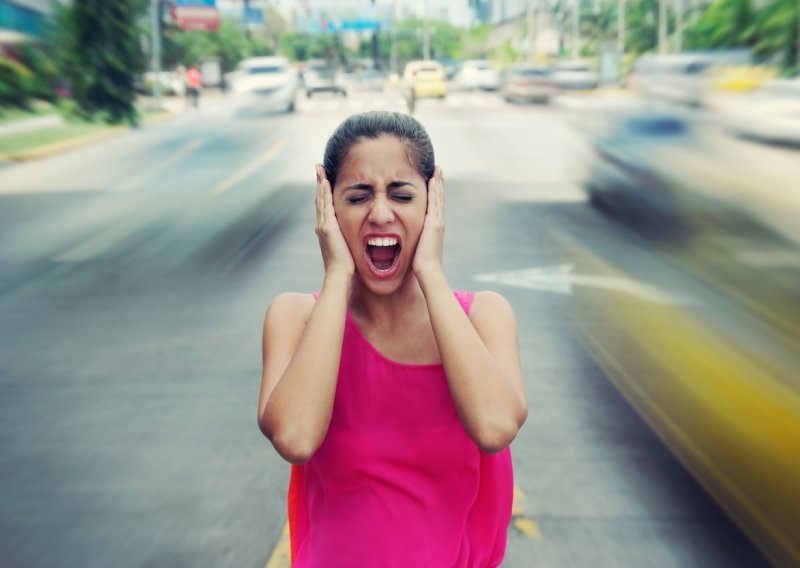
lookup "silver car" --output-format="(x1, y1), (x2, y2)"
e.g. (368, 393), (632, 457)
(228, 56), (300, 113)
(500, 65), (557, 103)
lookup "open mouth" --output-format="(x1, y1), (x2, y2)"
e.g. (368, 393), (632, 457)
(365, 236), (401, 277)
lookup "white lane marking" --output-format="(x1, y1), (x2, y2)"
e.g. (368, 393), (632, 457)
(117, 139), (205, 192)
(207, 137), (287, 197)
(474, 264), (690, 305)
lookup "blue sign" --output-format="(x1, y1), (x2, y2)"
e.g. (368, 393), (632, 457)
(174, 0), (216, 6)
(244, 6), (262, 26)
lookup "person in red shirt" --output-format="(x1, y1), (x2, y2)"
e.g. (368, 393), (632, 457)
(185, 66), (202, 108)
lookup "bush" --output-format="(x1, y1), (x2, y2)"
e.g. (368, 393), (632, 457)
(0, 57), (34, 108)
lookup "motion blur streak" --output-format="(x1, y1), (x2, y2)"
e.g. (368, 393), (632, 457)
(570, 82), (800, 565)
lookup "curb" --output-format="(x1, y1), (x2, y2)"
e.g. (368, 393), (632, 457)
(0, 110), (177, 163)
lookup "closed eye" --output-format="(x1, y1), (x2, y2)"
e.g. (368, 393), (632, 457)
(391, 194), (414, 202)
(346, 194), (370, 204)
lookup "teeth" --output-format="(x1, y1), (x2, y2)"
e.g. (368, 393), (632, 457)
(367, 237), (398, 247)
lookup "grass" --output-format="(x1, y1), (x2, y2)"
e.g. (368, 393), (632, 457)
(0, 102), (58, 125)
(0, 122), (114, 155)
(0, 104), (172, 158)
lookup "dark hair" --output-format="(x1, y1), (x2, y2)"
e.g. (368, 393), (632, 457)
(323, 111), (435, 189)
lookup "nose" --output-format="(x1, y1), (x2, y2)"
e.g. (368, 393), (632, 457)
(368, 195), (395, 225)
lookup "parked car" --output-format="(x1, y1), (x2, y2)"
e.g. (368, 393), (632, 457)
(303, 65), (346, 98)
(402, 60), (447, 99)
(454, 60), (500, 91)
(500, 64), (557, 103)
(227, 56), (300, 113)
(552, 60), (598, 90)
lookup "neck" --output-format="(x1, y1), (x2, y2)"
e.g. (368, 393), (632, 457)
(348, 272), (426, 325)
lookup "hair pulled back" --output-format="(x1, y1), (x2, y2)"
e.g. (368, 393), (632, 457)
(323, 111), (435, 189)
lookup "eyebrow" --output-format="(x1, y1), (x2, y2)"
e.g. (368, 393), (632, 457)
(343, 181), (416, 192)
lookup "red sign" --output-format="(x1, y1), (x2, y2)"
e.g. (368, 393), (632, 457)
(170, 5), (220, 31)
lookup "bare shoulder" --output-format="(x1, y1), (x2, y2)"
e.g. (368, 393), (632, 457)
(264, 292), (316, 331)
(470, 290), (516, 325)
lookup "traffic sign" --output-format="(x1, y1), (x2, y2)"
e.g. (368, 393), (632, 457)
(170, 4), (220, 31)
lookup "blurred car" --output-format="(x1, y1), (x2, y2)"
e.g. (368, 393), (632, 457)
(500, 64), (557, 103)
(402, 60), (447, 99)
(581, 111), (698, 235)
(716, 78), (800, 146)
(630, 54), (715, 106)
(552, 60), (599, 90)
(303, 65), (346, 98)
(227, 56), (300, 113)
(139, 71), (186, 96)
(360, 68), (386, 92)
(454, 60), (500, 91)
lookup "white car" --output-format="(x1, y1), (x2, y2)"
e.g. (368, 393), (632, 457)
(552, 60), (599, 90)
(454, 60), (500, 91)
(228, 56), (300, 113)
(716, 78), (800, 145)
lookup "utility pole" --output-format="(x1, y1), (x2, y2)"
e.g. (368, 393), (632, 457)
(658, 0), (667, 53)
(150, 0), (162, 109)
(370, 0), (379, 69)
(391, 0), (398, 75)
(675, 0), (683, 51)
(527, 0), (535, 62)
(422, 0), (430, 59)
(572, 0), (579, 59)
(617, 0), (625, 54)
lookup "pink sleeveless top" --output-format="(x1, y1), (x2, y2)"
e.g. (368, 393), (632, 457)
(288, 291), (513, 567)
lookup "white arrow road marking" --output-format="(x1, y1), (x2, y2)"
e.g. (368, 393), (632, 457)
(474, 264), (690, 305)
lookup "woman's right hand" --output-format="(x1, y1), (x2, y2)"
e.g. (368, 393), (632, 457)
(315, 164), (355, 278)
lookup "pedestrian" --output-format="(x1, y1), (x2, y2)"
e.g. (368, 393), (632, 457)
(185, 65), (202, 108)
(257, 111), (527, 567)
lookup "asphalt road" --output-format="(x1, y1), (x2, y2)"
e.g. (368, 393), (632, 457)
(0, 89), (768, 567)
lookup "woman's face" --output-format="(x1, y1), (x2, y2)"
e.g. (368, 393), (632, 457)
(332, 135), (427, 293)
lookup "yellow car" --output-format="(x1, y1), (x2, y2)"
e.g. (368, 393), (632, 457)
(403, 60), (447, 99)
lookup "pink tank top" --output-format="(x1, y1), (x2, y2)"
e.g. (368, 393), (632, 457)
(288, 291), (513, 567)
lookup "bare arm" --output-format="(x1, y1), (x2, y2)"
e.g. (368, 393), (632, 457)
(256, 164), (355, 464)
(413, 166), (527, 452)
(257, 274), (350, 464)
(418, 277), (528, 453)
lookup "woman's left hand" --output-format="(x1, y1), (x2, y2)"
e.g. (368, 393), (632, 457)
(413, 166), (445, 278)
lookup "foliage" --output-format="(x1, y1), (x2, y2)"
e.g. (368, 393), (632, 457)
(53, 0), (144, 125)
(0, 57), (33, 108)
(17, 45), (61, 103)
(684, 0), (798, 72)
(622, 0), (660, 55)
(163, 18), (253, 73)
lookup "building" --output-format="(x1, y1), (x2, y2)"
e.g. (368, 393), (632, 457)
(0, 0), (53, 46)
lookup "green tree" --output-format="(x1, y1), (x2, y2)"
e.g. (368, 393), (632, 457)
(625, 0), (659, 54)
(749, 0), (798, 73)
(684, 0), (754, 49)
(55, 0), (144, 125)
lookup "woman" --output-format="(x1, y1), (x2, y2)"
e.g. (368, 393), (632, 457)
(257, 111), (527, 567)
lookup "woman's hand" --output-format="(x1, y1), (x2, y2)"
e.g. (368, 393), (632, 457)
(315, 164), (354, 278)
(413, 166), (445, 278)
